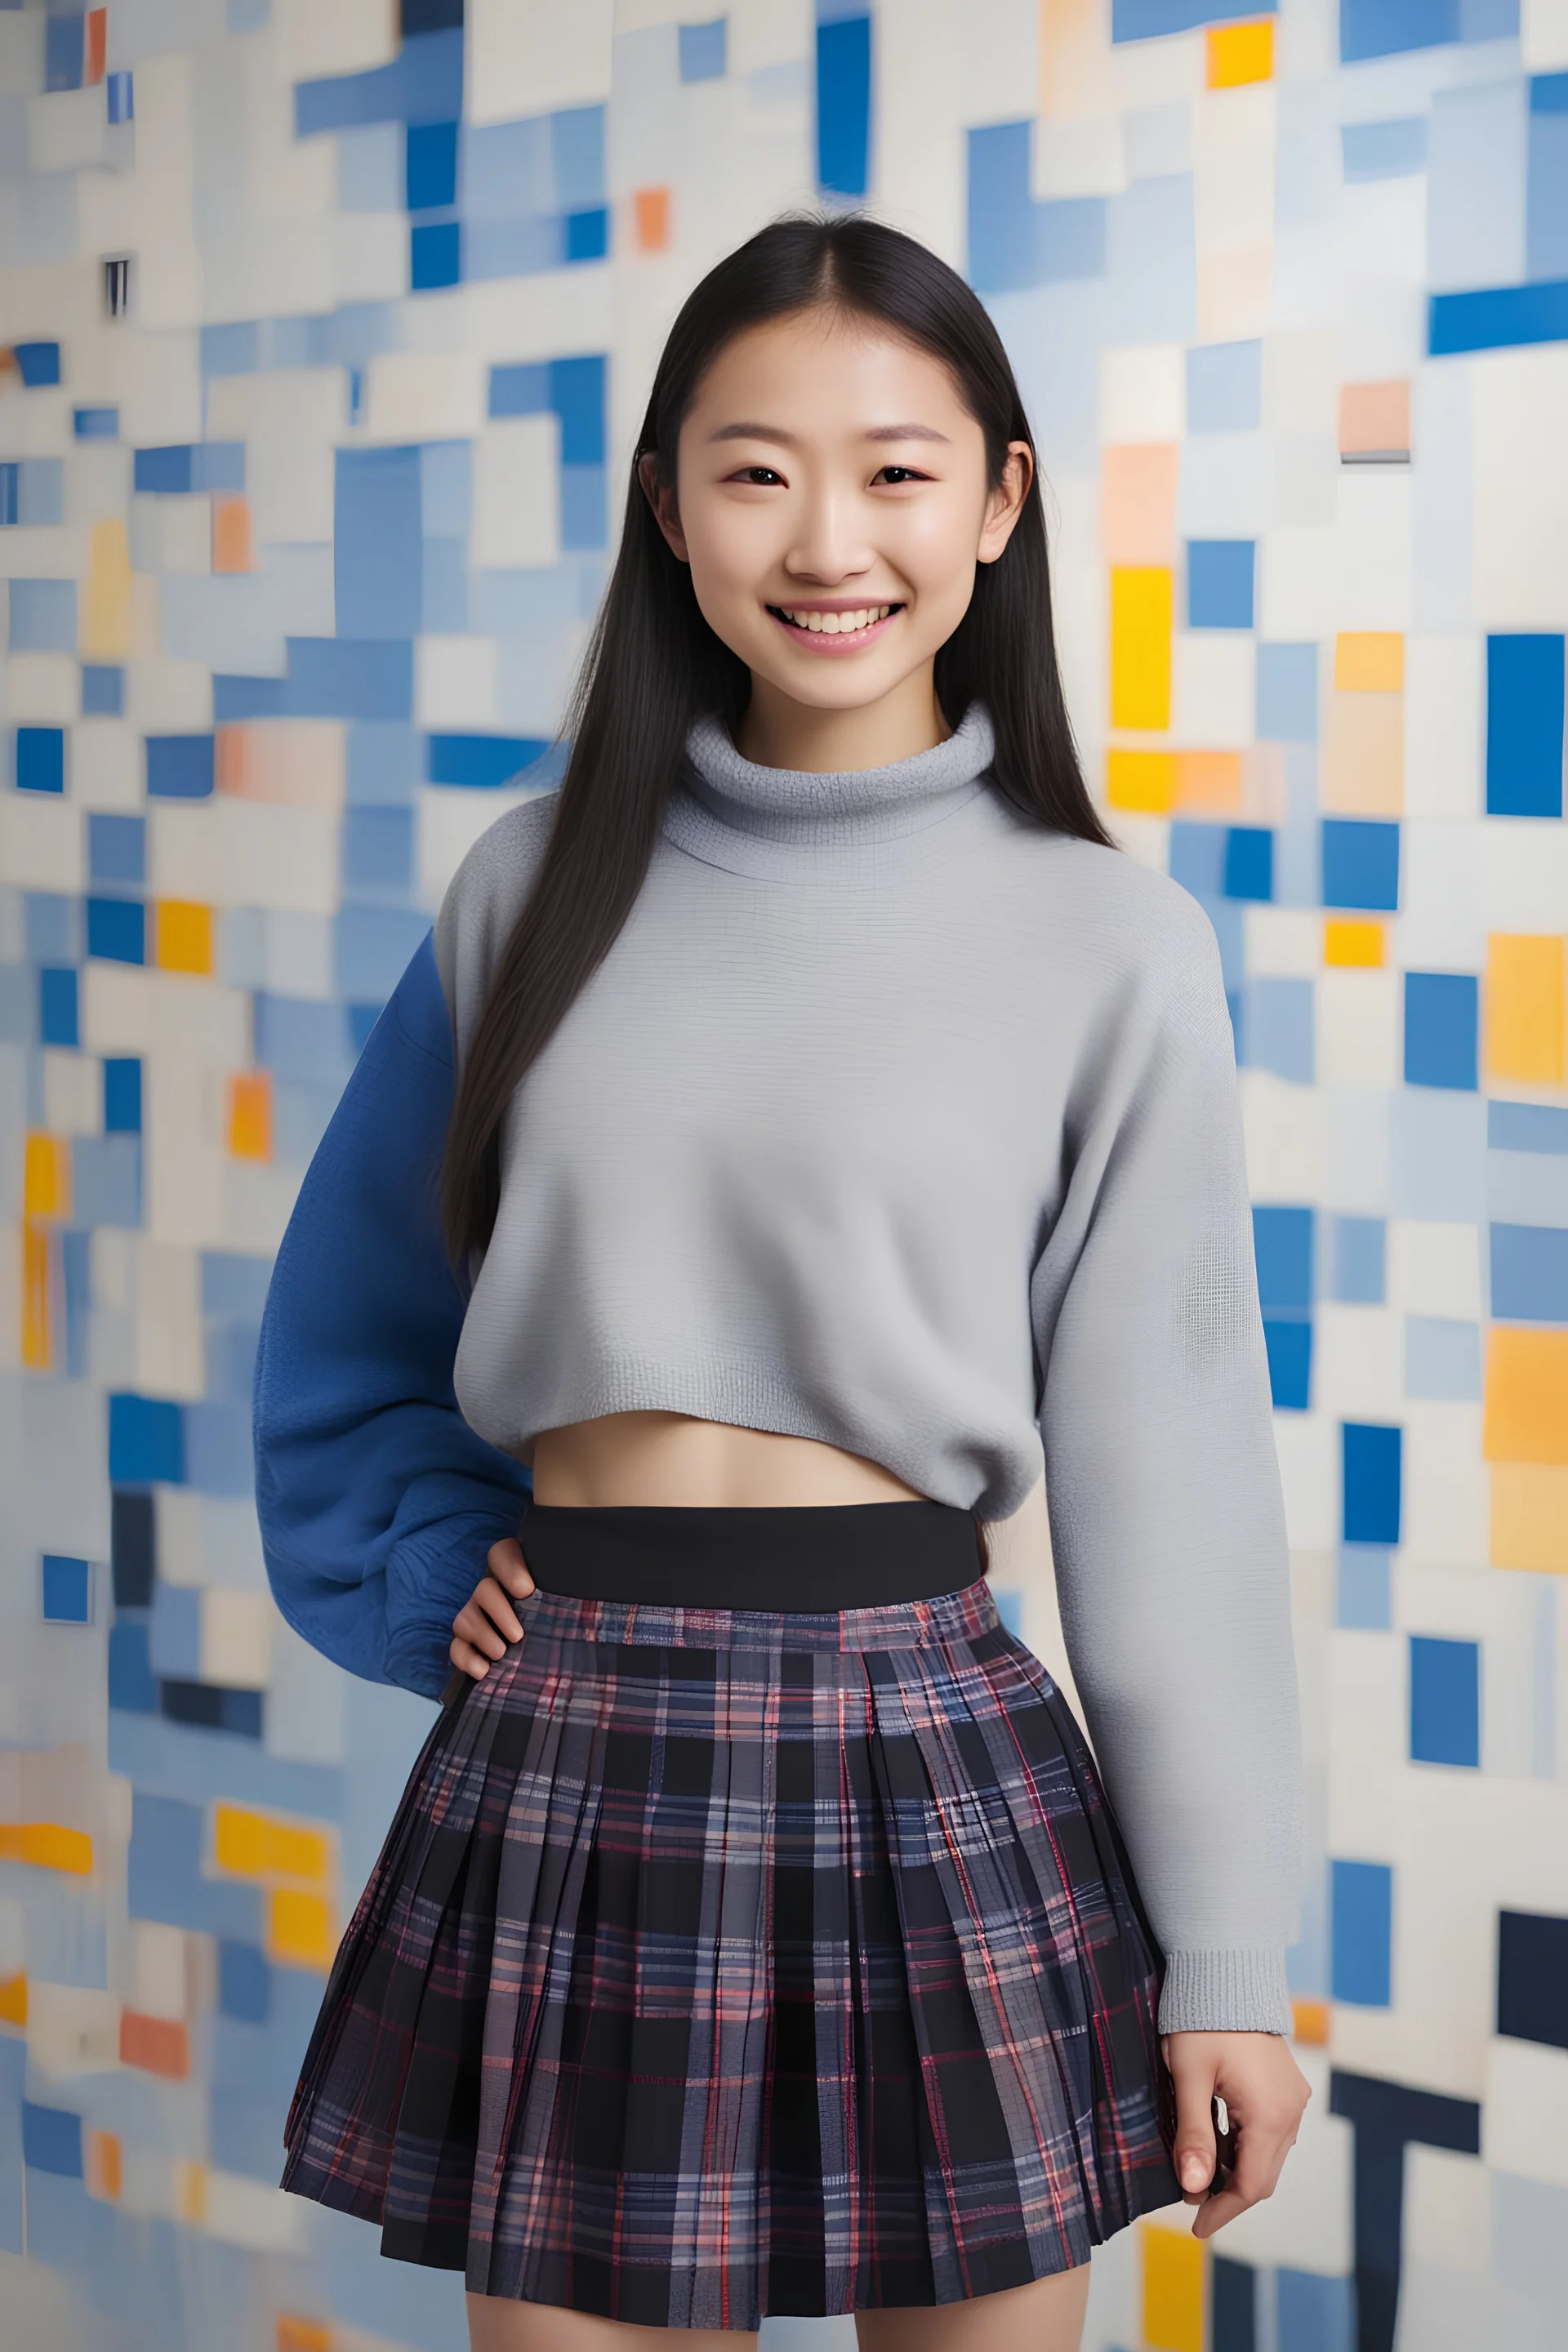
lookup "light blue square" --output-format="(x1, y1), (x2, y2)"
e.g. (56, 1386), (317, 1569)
(1186, 338), (1262, 431)
(1257, 643), (1319, 742)
(1405, 1316), (1481, 1399)
(679, 18), (728, 81)
(8, 578), (77, 653)
(1244, 977), (1315, 1083)
(1336, 1545), (1392, 1629)
(1330, 1215), (1386, 1303)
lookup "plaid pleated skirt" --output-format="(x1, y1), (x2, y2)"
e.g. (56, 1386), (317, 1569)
(281, 1503), (1180, 2330)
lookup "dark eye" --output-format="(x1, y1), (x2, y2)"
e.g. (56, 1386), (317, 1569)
(731, 466), (783, 486)
(875, 466), (927, 485)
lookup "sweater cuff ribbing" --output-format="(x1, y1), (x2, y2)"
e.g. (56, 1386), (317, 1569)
(1156, 1948), (1294, 2037)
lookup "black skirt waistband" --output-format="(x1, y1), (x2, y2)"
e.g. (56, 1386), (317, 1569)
(518, 1499), (985, 1612)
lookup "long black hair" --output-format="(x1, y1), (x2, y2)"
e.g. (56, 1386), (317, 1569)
(441, 207), (1113, 1268)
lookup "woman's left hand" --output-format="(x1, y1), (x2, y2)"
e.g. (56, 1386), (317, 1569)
(1161, 2030), (1312, 2239)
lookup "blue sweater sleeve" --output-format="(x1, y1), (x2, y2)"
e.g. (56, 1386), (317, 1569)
(252, 929), (532, 1699)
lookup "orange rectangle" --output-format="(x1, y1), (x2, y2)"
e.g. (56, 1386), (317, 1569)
(228, 1073), (272, 1162)
(212, 495), (254, 574)
(86, 8), (106, 82)
(1339, 380), (1410, 459)
(1175, 750), (1244, 814)
(1334, 632), (1404, 692)
(1101, 444), (1179, 567)
(1485, 1328), (1568, 1466)
(22, 1222), (51, 1372)
(1486, 933), (1566, 1085)
(154, 901), (215, 976)
(634, 187), (670, 252)
(120, 2010), (190, 2079)
(1490, 1463), (1568, 1573)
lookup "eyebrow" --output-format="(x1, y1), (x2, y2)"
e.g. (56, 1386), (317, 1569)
(705, 421), (952, 447)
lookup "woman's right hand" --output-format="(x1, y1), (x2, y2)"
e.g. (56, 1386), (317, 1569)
(449, 1537), (536, 1681)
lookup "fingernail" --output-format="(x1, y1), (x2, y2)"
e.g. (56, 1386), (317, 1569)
(1181, 2156), (1209, 2192)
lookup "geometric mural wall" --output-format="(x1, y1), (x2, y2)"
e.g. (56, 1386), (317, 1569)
(2, 1), (1565, 2347)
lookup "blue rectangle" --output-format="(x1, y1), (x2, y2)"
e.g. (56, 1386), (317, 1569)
(1430, 276), (1568, 354)
(1405, 1314), (1482, 1398)
(1115, 0), (1272, 31)
(1486, 635), (1564, 817)
(214, 637), (415, 724)
(336, 902), (432, 1003)
(817, 15), (871, 196)
(145, 735), (216, 800)
(1491, 1223), (1568, 1321)
(108, 1619), (158, 1713)
(42, 1555), (91, 1624)
(89, 813), (145, 888)
(104, 1057), (142, 1134)
(1224, 826), (1274, 901)
(109, 1393), (185, 1486)
(39, 967), (78, 1049)
(679, 17), (727, 79)
(71, 1134), (142, 1227)
(1410, 1634), (1481, 1766)
(412, 218), (461, 289)
(489, 361), (551, 419)
(552, 354), (607, 465)
(1490, 1101), (1568, 1155)
(86, 898), (145, 966)
(1276, 2269), (1355, 2352)
(44, 14), (83, 92)
(1341, 0), (1458, 59)
(1404, 971), (1478, 1089)
(81, 663), (124, 715)
(16, 726), (65, 795)
(1254, 1205), (1315, 1309)
(133, 444), (194, 494)
(253, 992), (354, 1089)
(564, 206), (609, 265)
(425, 733), (549, 787)
(1321, 818), (1400, 910)
(1342, 115), (1429, 180)
(218, 1940), (271, 2024)
(1257, 643), (1318, 742)
(294, 26), (465, 136)
(1331, 1859), (1392, 2006)
(336, 446), (423, 640)
(406, 118), (458, 210)
(1343, 1420), (1401, 1544)
(1337, 1545), (1392, 1629)
(15, 341), (62, 388)
(1264, 1318), (1313, 1409)
(21, 2105), (82, 2179)
(342, 804), (414, 891)
(8, 578), (77, 653)
(1187, 340), (1261, 432)
(149, 1584), (202, 1681)
(1245, 977), (1314, 1082)
(11, 458), (62, 527)
(1188, 540), (1256, 629)
(106, 69), (132, 124)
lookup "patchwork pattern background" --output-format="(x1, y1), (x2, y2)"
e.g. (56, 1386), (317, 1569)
(1, 2), (1565, 2348)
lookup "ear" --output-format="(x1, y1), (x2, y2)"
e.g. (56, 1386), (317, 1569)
(977, 440), (1035, 566)
(638, 449), (690, 565)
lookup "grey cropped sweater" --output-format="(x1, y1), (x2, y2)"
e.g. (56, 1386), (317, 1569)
(434, 700), (1304, 2036)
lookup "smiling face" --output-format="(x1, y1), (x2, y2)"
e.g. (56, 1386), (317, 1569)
(639, 306), (1033, 764)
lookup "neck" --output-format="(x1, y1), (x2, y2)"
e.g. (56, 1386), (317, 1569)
(732, 669), (951, 773)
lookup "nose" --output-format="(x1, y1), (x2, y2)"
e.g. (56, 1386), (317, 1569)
(782, 483), (875, 586)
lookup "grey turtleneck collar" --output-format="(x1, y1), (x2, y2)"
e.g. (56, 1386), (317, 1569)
(663, 700), (999, 880)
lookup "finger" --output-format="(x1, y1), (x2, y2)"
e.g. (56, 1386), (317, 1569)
(452, 1601), (508, 1660)
(1191, 2110), (1297, 2239)
(448, 1635), (492, 1681)
(1164, 2045), (1218, 2203)
(487, 1537), (535, 1598)
(474, 1577), (524, 1645)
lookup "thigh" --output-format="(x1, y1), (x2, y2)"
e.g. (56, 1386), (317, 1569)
(466, 2292), (760, 2351)
(854, 2262), (1090, 2352)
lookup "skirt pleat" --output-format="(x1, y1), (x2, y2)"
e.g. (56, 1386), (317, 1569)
(282, 1581), (1181, 2330)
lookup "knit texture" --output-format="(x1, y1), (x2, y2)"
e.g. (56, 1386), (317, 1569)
(433, 703), (1304, 2034)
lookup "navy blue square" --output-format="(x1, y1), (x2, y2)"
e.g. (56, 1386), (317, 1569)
(1404, 971), (1478, 1090)
(411, 219), (461, 290)
(1343, 1420), (1401, 1545)
(1497, 1910), (1568, 2050)
(104, 1058), (142, 1134)
(406, 120), (458, 212)
(42, 1555), (91, 1624)
(1321, 817), (1400, 911)
(1223, 826), (1273, 901)
(1263, 1318), (1312, 1409)
(16, 726), (65, 795)
(87, 898), (146, 966)
(39, 967), (78, 1049)
(1410, 1634), (1480, 1768)
(565, 206), (610, 263)
(81, 663), (125, 715)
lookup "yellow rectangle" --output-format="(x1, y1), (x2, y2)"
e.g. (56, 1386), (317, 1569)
(0, 1823), (93, 1874)
(22, 1222), (51, 1372)
(1485, 1328), (1568, 1467)
(1110, 568), (1173, 732)
(82, 519), (133, 662)
(154, 900), (215, 977)
(1107, 750), (1176, 813)
(267, 1888), (336, 1971)
(1334, 632), (1404, 692)
(1143, 2219), (1204, 2352)
(213, 1802), (331, 1887)
(1207, 16), (1274, 83)
(0, 1972), (27, 2028)
(1325, 918), (1385, 968)
(1490, 1463), (1568, 1572)
(1486, 933), (1566, 1085)
(24, 1134), (69, 1218)
(228, 1073), (273, 1163)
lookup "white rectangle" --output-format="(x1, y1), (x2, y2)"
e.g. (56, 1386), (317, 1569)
(466, 0), (614, 124)
(472, 417), (560, 570)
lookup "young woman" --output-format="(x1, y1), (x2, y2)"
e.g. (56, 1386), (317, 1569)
(255, 212), (1310, 2350)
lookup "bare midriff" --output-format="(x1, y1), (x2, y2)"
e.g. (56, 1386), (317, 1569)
(529, 1410), (931, 1508)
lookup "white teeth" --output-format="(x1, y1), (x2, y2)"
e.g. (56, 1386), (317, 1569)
(778, 604), (892, 635)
